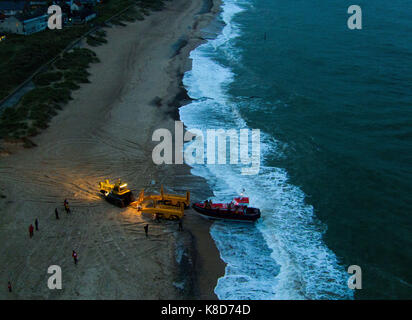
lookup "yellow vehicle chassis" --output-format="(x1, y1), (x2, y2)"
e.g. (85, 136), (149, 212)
(137, 185), (189, 207)
(137, 203), (184, 220)
(132, 185), (190, 220)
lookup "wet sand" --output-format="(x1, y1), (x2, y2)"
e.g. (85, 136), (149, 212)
(0, 0), (224, 299)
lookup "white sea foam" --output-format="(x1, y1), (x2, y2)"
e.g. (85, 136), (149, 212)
(180, 0), (354, 300)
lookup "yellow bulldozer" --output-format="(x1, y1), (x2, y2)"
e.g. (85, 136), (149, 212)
(99, 179), (135, 208)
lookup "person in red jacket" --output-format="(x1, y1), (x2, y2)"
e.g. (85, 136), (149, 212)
(7, 281), (12, 293)
(29, 224), (34, 238)
(72, 250), (78, 265)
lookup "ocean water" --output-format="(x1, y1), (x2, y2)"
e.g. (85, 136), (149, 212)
(180, 0), (412, 299)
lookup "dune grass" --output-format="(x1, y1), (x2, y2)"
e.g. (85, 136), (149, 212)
(0, 0), (167, 141)
(0, 48), (98, 139)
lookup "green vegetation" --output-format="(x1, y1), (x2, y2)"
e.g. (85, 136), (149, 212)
(54, 80), (81, 91)
(140, 0), (166, 11)
(0, 0), (167, 141)
(119, 5), (146, 22)
(64, 68), (91, 84)
(0, 48), (98, 138)
(54, 47), (99, 70)
(0, 0), (168, 100)
(109, 18), (127, 26)
(0, 25), (89, 100)
(94, 0), (135, 23)
(33, 71), (63, 86)
(87, 30), (108, 46)
(93, 0), (166, 23)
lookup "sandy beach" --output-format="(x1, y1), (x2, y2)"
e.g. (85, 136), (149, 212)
(0, 0), (225, 299)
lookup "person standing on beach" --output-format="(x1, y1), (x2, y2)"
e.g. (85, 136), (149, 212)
(64, 201), (71, 214)
(35, 218), (39, 231)
(144, 224), (148, 237)
(55, 208), (59, 220)
(29, 224), (34, 238)
(7, 281), (12, 293)
(72, 250), (78, 265)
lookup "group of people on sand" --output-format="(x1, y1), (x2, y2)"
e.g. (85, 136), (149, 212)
(59, 200), (78, 266)
(9, 199), (78, 294)
(53, 199), (71, 220)
(10, 198), (184, 293)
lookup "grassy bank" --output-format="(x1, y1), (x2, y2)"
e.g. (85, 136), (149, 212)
(0, 0), (167, 140)
(0, 48), (98, 138)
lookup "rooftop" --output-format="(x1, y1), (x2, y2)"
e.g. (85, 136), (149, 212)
(0, 1), (27, 11)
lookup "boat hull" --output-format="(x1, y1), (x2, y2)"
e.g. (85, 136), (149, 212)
(192, 204), (260, 222)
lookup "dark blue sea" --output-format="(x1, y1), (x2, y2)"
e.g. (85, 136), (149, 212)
(180, 0), (412, 299)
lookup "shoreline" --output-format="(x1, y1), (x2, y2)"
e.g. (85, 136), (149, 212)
(170, 0), (226, 299)
(145, 0), (226, 299)
(0, 0), (224, 299)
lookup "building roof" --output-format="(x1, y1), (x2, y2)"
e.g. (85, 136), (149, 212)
(15, 10), (47, 23)
(0, 1), (27, 11)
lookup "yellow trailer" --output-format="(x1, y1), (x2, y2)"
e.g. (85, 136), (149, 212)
(133, 185), (189, 220)
(137, 185), (190, 209)
(136, 201), (185, 220)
